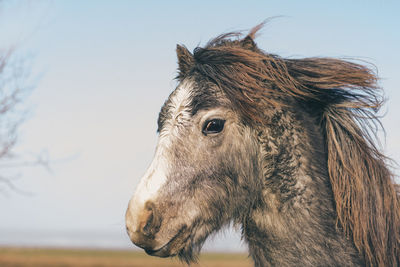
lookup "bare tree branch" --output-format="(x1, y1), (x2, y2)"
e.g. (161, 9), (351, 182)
(0, 45), (39, 194)
(0, 1), (51, 195)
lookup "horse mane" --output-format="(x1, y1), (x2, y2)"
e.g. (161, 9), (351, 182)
(178, 24), (400, 266)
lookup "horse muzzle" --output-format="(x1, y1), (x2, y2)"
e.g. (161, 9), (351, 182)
(126, 200), (190, 257)
(126, 201), (162, 248)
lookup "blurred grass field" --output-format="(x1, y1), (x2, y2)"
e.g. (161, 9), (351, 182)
(0, 247), (252, 267)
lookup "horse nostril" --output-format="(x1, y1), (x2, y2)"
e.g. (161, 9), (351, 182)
(140, 201), (162, 238)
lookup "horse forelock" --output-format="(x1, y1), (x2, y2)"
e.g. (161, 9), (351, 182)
(176, 24), (400, 266)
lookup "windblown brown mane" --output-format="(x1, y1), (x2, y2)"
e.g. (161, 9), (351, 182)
(180, 25), (400, 266)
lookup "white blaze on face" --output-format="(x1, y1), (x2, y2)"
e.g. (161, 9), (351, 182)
(159, 80), (193, 142)
(126, 81), (194, 232)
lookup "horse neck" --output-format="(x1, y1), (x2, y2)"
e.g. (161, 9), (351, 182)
(243, 107), (364, 267)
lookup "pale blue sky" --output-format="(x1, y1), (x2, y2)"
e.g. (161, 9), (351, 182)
(0, 1), (399, 251)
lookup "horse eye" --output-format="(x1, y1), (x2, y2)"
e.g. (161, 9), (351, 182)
(202, 119), (225, 135)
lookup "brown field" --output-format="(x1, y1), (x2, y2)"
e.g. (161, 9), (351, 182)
(0, 247), (252, 267)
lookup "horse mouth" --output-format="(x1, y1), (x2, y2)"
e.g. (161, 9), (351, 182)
(144, 226), (189, 257)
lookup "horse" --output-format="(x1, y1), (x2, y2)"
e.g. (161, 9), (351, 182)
(125, 24), (400, 266)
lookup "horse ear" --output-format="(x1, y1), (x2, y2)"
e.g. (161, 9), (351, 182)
(176, 45), (194, 78)
(241, 35), (257, 50)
